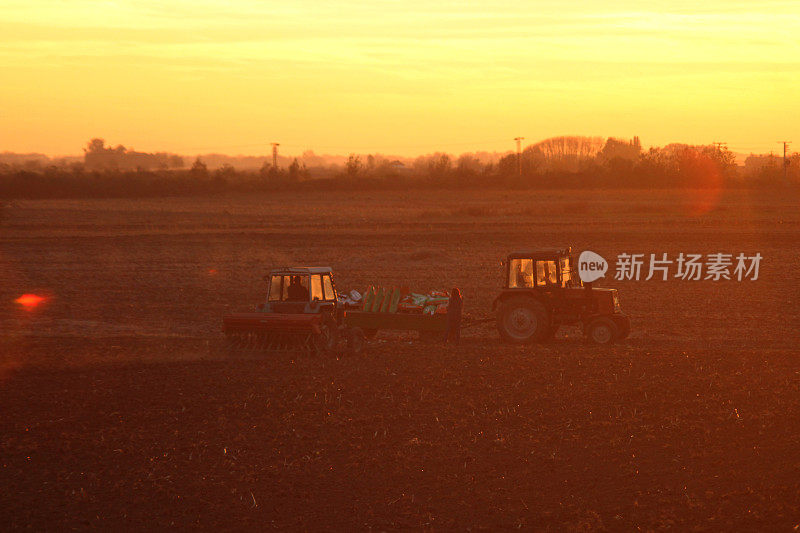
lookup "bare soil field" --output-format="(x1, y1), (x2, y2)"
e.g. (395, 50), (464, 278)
(1, 188), (799, 530)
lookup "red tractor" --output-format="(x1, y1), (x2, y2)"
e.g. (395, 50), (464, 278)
(493, 248), (630, 344)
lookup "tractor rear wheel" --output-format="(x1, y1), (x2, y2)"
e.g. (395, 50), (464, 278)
(496, 297), (549, 344)
(585, 317), (618, 345)
(614, 317), (630, 341)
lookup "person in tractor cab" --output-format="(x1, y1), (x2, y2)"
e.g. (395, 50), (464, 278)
(444, 287), (463, 344)
(287, 275), (309, 300)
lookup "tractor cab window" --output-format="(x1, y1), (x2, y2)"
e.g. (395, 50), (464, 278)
(547, 261), (558, 284)
(268, 275), (284, 301)
(310, 274), (324, 301)
(536, 260), (558, 286)
(560, 257), (574, 287)
(268, 274), (311, 301)
(508, 258), (534, 288)
(322, 275), (335, 300)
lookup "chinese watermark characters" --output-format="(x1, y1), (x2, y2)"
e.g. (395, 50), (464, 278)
(613, 252), (762, 281)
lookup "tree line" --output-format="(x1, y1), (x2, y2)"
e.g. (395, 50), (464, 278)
(0, 136), (797, 199)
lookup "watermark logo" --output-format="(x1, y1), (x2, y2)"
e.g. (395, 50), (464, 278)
(578, 250), (608, 283)
(579, 251), (762, 282)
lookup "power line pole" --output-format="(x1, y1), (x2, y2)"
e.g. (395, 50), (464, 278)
(514, 137), (524, 176)
(712, 141), (727, 152)
(779, 141), (791, 180)
(271, 142), (280, 169)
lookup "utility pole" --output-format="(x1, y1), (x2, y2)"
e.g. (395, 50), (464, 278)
(712, 141), (727, 152)
(779, 141), (791, 180)
(514, 137), (524, 176)
(271, 142), (280, 169)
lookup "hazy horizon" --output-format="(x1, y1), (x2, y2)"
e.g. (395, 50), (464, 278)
(0, 138), (781, 167)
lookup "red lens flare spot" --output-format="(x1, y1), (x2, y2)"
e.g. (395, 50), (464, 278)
(14, 294), (46, 308)
(677, 148), (723, 216)
(208, 269), (218, 275)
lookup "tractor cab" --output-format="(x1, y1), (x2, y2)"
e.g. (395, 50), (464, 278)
(505, 248), (580, 290)
(261, 267), (338, 314)
(494, 248), (630, 344)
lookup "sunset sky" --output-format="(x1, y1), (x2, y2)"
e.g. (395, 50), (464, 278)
(2, 0), (798, 157)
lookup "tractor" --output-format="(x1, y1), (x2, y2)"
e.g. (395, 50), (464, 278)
(222, 267), (365, 355)
(493, 248), (630, 344)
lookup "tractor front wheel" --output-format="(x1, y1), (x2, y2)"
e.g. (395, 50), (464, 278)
(496, 297), (549, 344)
(614, 316), (631, 341)
(585, 317), (618, 345)
(312, 316), (339, 354)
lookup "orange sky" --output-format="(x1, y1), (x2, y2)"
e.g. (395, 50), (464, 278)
(1, 1), (798, 157)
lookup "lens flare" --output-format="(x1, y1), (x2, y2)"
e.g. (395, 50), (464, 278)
(14, 294), (46, 308)
(677, 148), (723, 216)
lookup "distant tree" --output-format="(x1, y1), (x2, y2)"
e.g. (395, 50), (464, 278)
(283, 158), (309, 181)
(288, 158), (301, 181)
(456, 154), (481, 176)
(705, 145), (737, 178)
(597, 137), (642, 183)
(520, 146), (546, 175)
(497, 153), (517, 176)
(529, 136), (605, 172)
(214, 163), (236, 180)
(637, 147), (677, 185)
(790, 153), (800, 181)
(345, 154), (362, 177)
(674, 147), (720, 187)
(496, 148), (543, 178)
(259, 160), (271, 179)
(598, 137), (641, 163)
(190, 157), (209, 178)
(85, 138), (107, 154)
(260, 160), (284, 180)
(427, 153), (451, 179)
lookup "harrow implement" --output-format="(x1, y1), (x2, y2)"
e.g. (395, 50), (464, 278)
(223, 313), (335, 355)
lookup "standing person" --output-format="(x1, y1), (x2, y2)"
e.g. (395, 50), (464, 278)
(444, 288), (463, 344)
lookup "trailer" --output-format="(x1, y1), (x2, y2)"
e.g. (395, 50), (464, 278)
(344, 310), (447, 341)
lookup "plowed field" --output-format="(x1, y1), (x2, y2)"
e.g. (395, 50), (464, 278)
(2, 188), (799, 530)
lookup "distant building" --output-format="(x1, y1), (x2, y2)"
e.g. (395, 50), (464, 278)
(83, 139), (183, 171)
